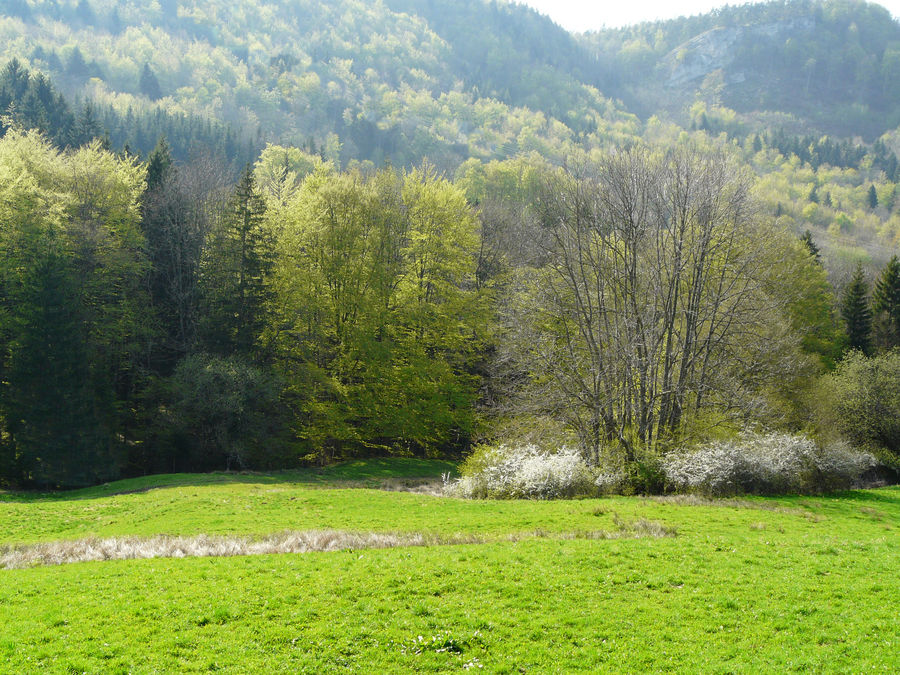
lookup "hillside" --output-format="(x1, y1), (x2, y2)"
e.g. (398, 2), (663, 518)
(2, 2), (900, 271)
(584, 0), (900, 139)
(0, 0), (639, 168)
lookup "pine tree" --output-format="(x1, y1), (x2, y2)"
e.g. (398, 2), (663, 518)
(807, 185), (818, 203)
(75, 0), (95, 24)
(868, 184), (879, 209)
(65, 47), (90, 79)
(73, 101), (102, 145)
(139, 63), (163, 101)
(800, 229), (820, 262)
(873, 255), (900, 348)
(841, 263), (872, 354)
(199, 166), (273, 356)
(145, 136), (173, 191)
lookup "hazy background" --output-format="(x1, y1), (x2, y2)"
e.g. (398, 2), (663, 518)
(516, 0), (900, 31)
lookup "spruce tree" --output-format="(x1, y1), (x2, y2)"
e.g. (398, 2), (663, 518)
(800, 229), (821, 262)
(145, 136), (173, 191)
(65, 47), (90, 79)
(139, 63), (163, 101)
(841, 263), (872, 354)
(199, 166), (273, 357)
(868, 184), (879, 209)
(873, 255), (900, 348)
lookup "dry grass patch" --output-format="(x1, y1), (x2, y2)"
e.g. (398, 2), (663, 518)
(0, 518), (675, 569)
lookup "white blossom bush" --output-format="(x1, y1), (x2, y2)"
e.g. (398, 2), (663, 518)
(662, 432), (877, 496)
(445, 444), (595, 499)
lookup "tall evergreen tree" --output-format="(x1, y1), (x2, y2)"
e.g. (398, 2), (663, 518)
(65, 47), (90, 79)
(145, 136), (173, 191)
(873, 255), (900, 348)
(139, 63), (164, 101)
(868, 184), (879, 209)
(73, 101), (102, 145)
(800, 229), (821, 262)
(841, 263), (873, 354)
(75, 0), (96, 25)
(4, 235), (114, 487)
(199, 166), (273, 356)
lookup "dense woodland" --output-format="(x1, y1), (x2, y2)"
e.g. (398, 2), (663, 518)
(2, 1), (900, 488)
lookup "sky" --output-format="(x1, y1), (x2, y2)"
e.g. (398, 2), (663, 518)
(515, 0), (900, 32)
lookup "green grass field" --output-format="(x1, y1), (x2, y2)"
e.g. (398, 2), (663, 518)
(1, 459), (898, 673)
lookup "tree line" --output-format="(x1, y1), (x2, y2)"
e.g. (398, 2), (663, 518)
(1, 122), (898, 489)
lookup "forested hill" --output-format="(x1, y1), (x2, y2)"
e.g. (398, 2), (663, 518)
(585, 0), (900, 139)
(3, 0), (900, 273)
(0, 0), (639, 168)
(4, 0), (900, 163)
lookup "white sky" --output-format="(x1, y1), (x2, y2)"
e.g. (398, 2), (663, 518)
(514, 0), (900, 32)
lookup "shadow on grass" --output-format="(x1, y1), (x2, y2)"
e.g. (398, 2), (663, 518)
(0, 458), (459, 503)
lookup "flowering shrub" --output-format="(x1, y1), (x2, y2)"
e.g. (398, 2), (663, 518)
(662, 432), (876, 496)
(446, 444), (595, 499)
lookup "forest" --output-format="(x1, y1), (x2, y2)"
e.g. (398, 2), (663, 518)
(1, 0), (900, 491)
(0, 56), (897, 491)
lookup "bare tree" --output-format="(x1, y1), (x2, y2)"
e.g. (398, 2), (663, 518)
(498, 145), (804, 464)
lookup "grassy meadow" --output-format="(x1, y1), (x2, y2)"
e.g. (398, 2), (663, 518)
(1, 459), (898, 673)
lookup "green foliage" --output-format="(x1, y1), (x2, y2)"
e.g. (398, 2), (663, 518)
(138, 62), (162, 102)
(199, 166), (274, 357)
(784, 238), (844, 368)
(0, 128), (149, 487)
(820, 349), (900, 462)
(168, 353), (285, 471)
(799, 229), (821, 261)
(841, 263), (873, 354)
(872, 254), (900, 347)
(269, 164), (487, 461)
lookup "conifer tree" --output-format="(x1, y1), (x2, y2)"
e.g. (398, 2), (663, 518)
(199, 166), (273, 356)
(873, 255), (900, 348)
(868, 184), (879, 209)
(145, 136), (173, 191)
(841, 263), (872, 354)
(800, 229), (820, 262)
(140, 63), (163, 102)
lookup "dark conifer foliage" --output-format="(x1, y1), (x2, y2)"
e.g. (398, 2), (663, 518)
(800, 230), (821, 262)
(140, 63), (164, 102)
(873, 255), (900, 348)
(0, 60), (258, 168)
(74, 0), (96, 25)
(868, 184), (879, 209)
(842, 264), (873, 354)
(3, 242), (116, 488)
(198, 166), (274, 358)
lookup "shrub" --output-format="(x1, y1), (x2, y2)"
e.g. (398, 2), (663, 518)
(446, 444), (595, 499)
(819, 350), (900, 463)
(661, 432), (876, 496)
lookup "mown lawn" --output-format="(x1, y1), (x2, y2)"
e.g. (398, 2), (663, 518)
(1, 460), (898, 673)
